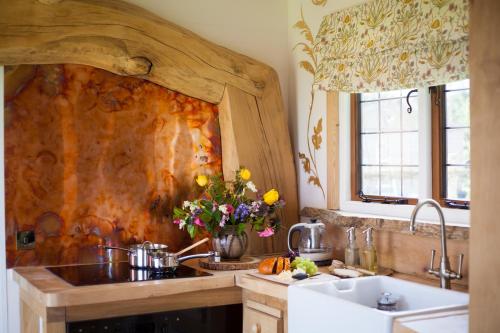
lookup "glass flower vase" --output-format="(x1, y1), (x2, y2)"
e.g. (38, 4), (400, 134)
(212, 225), (248, 260)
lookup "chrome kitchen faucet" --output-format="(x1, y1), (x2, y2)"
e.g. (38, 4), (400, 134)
(409, 199), (464, 289)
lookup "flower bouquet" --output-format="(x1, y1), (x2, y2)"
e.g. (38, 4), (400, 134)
(173, 167), (285, 259)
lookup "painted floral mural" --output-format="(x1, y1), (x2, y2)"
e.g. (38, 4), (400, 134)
(294, 8), (325, 198)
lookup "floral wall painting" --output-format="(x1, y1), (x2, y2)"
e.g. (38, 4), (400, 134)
(312, 0), (328, 6)
(294, 7), (325, 199)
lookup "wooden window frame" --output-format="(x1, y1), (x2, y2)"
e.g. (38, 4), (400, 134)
(430, 86), (470, 209)
(350, 94), (418, 205)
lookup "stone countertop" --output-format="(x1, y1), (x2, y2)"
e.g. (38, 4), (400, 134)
(301, 207), (469, 240)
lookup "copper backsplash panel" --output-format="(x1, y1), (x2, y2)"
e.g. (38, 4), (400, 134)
(4, 64), (222, 267)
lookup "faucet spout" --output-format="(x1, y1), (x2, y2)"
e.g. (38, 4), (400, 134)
(409, 199), (452, 289)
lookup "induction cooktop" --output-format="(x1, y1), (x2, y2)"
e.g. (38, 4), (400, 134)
(47, 262), (212, 286)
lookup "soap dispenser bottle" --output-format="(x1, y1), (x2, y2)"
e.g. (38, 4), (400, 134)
(344, 227), (360, 266)
(361, 227), (378, 272)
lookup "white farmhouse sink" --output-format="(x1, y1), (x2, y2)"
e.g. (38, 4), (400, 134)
(288, 276), (468, 333)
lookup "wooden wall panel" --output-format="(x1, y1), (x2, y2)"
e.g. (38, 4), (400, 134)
(219, 86), (298, 254)
(326, 91), (340, 210)
(469, 0), (500, 331)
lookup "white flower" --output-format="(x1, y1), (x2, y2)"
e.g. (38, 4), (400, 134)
(179, 220), (186, 230)
(219, 215), (228, 227)
(246, 181), (257, 193)
(182, 201), (190, 209)
(219, 204), (228, 215)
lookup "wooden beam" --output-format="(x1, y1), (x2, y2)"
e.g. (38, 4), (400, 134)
(326, 91), (340, 210)
(0, 0), (273, 104)
(469, 0), (500, 331)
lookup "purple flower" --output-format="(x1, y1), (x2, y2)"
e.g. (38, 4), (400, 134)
(234, 203), (250, 221)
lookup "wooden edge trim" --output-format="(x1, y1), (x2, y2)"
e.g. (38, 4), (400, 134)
(350, 93), (360, 201)
(327, 91), (340, 210)
(245, 300), (282, 318)
(301, 207), (469, 240)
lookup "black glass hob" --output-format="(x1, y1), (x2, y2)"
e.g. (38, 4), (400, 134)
(47, 262), (212, 286)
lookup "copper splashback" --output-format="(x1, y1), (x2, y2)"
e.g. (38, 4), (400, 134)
(5, 64), (222, 267)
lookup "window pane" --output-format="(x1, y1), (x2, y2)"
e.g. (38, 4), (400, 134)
(380, 133), (401, 165)
(402, 97), (418, 131)
(446, 128), (470, 165)
(380, 99), (401, 131)
(361, 92), (379, 101)
(357, 89), (418, 200)
(402, 132), (419, 165)
(361, 101), (379, 132)
(446, 90), (470, 127)
(445, 79), (469, 90)
(402, 167), (419, 198)
(361, 134), (379, 165)
(362, 166), (379, 195)
(379, 90), (401, 99)
(447, 166), (470, 200)
(381, 166), (401, 197)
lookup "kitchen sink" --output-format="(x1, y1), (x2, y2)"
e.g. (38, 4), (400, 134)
(288, 276), (469, 333)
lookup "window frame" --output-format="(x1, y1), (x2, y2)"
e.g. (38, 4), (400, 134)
(430, 85), (470, 209)
(349, 94), (418, 205)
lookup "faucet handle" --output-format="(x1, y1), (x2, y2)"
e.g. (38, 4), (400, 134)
(428, 249), (438, 275)
(456, 253), (464, 279)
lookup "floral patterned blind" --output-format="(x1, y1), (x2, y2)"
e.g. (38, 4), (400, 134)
(313, 0), (469, 92)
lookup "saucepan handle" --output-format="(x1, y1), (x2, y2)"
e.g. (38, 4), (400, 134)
(99, 245), (133, 253)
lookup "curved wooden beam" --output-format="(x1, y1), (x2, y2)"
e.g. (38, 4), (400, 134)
(0, 0), (271, 103)
(0, 0), (298, 253)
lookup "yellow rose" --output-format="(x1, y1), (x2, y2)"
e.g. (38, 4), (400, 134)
(343, 15), (351, 24)
(239, 168), (251, 180)
(263, 189), (279, 206)
(195, 174), (208, 187)
(400, 52), (409, 61)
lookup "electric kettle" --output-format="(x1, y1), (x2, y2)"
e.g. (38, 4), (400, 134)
(287, 218), (333, 264)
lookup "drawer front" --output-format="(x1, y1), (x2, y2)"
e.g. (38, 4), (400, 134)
(243, 307), (283, 333)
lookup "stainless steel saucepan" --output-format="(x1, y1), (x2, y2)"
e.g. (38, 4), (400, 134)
(149, 238), (220, 272)
(101, 241), (168, 269)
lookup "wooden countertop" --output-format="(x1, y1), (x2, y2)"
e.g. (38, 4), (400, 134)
(12, 260), (468, 308)
(13, 260), (238, 308)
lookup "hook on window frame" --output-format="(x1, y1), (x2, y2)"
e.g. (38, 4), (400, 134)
(406, 89), (418, 113)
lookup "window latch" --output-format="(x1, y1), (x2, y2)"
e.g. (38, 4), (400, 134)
(444, 200), (470, 210)
(358, 191), (409, 205)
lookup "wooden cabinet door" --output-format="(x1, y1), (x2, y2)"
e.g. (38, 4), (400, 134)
(243, 307), (283, 333)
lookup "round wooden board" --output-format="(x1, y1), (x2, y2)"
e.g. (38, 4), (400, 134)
(199, 256), (260, 271)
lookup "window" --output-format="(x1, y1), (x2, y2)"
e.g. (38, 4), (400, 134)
(350, 80), (470, 209)
(351, 89), (419, 204)
(431, 79), (470, 208)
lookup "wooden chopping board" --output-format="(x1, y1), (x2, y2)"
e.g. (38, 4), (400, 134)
(199, 256), (260, 271)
